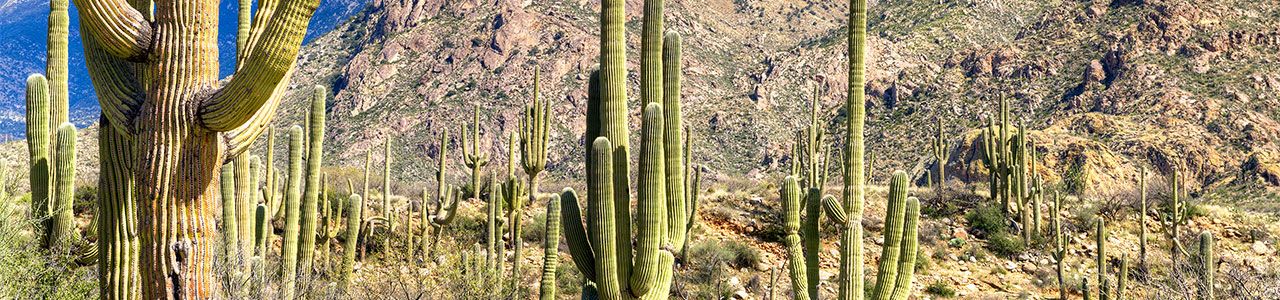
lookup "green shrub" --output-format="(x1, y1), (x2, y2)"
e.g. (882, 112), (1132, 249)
(925, 281), (957, 297)
(987, 232), (1025, 257)
(965, 202), (1007, 235)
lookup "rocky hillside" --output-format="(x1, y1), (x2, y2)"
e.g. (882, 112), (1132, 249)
(252, 0), (1278, 201)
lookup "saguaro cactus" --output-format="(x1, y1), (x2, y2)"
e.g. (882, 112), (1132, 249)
(220, 164), (240, 262)
(25, 75), (52, 246)
(823, 171), (919, 300)
(96, 115), (139, 300)
(425, 129), (459, 258)
(932, 118), (947, 186)
(832, 0), (871, 298)
(1098, 218), (1109, 300)
(780, 177), (821, 300)
(1164, 166), (1189, 264)
(47, 123), (76, 250)
(521, 67), (550, 297)
(339, 194), (363, 291)
(1117, 254), (1127, 300)
(71, 0), (319, 293)
(462, 104), (491, 202)
(1199, 232), (1214, 300)
(539, 194), (561, 300)
(381, 137), (394, 257)
(502, 131), (528, 297)
(1053, 191), (1066, 300)
(1138, 167), (1148, 272)
(299, 86), (327, 276)
(280, 125), (304, 299)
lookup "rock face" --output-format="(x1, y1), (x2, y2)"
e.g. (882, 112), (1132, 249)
(262, 0), (1280, 199)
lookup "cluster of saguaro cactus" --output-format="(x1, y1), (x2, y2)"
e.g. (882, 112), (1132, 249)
(980, 97), (1024, 214)
(793, 87), (829, 192)
(501, 131), (527, 287)
(820, 171), (921, 300)
(558, 0), (694, 298)
(779, 177), (823, 300)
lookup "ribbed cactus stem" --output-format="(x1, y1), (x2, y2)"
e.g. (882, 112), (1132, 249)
(1117, 254), (1127, 300)
(281, 125), (304, 299)
(598, 0), (634, 291)
(382, 137), (393, 257)
(234, 152), (253, 259)
(840, 0), (869, 297)
(47, 0), (69, 129)
(932, 118), (946, 186)
(221, 164), (240, 261)
(299, 85), (327, 276)
(591, 137), (621, 299)
(889, 197), (921, 300)
(339, 194), (363, 291)
(48, 123), (75, 250)
(1084, 278), (1092, 300)
(629, 103), (667, 298)
(802, 186), (821, 300)
(1098, 218), (1108, 300)
(1054, 191), (1065, 300)
(267, 127), (281, 220)
(781, 177), (810, 300)
(1139, 167), (1147, 272)
(486, 174), (500, 286)
(1199, 232), (1214, 300)
(870, 171), (909, 300)
(96, 120), (138, 300)
(25, 75), (52, 240)
(661, 30), (689, 272)
(539, 194), (561, 300)
(254, 204), (267, 257)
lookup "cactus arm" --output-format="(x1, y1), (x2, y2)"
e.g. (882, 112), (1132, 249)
(220, 81), (291, 157)
(539, 194), (562, 300)
(661, 31), (688, 256)
(234, 153), (254, 258)
(254, 204), (267, 256)
(870, 171), (909, 300)
(81, 30), (142, 136)
(25, 75), (52, 230)
(48, 123), (76, 250)
(70, 0), (152, 60)
(198, 0), (319, 131)
(781, 177), (812, 300)
(96, 118), (140, 300)
(822, 195), (848, 225)
(589, 137), (622, 299)
(560, 188), (597, 281)
(888, 197), (921, 300)
(628, 103), (667, 297)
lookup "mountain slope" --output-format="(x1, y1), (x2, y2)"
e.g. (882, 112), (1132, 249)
(270, 0), (1279, 201)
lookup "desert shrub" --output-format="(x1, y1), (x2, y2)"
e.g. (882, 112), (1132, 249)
(73, 185), (95, 214)
(0, 216), (97, 299)
(521, 211), (546, 243)
(925, 280), (957, 297)
(690, 239), (760, 270)
(987, 232), (1025, 257)
(965, 202), (1008, 235)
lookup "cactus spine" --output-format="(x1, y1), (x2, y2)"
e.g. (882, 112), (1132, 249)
(48, 123), (76, 250)
(339, 194), (363, 291)
(299, 85), (327, 276)
(539, 194), (562, 300)
(1199, 232), (1214, 300)
(281, 125), (304, 299)
(25, 75), (52, 248)
(932, 118), (947, 186)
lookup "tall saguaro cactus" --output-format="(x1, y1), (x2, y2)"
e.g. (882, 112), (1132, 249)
(835, 0), (870, 298)
(280, 125), (305, 299)
(1052, 191), (1066, 300)
(1165, 166), (1190, 265)
(780, 177), (821, 300)
(1138, 167), (1148, 272)
(519, 67), (550, 299)
(69, 0), (320, 293)
(463, 104), (491, 203)
(97, 115), (139, 300)
(339, 194), (363, 291)
(425, 129), (460, 258)
(1098, 218), (1109, 300)
(299, 86), (327, 277)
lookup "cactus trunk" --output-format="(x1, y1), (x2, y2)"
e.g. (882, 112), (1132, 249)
(281, 125), (305, 299)
(539, 194), (562, 300)
(96, 119), (140, 300)
(48, 123), (76, 251)
(339, 194), (363, 290)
